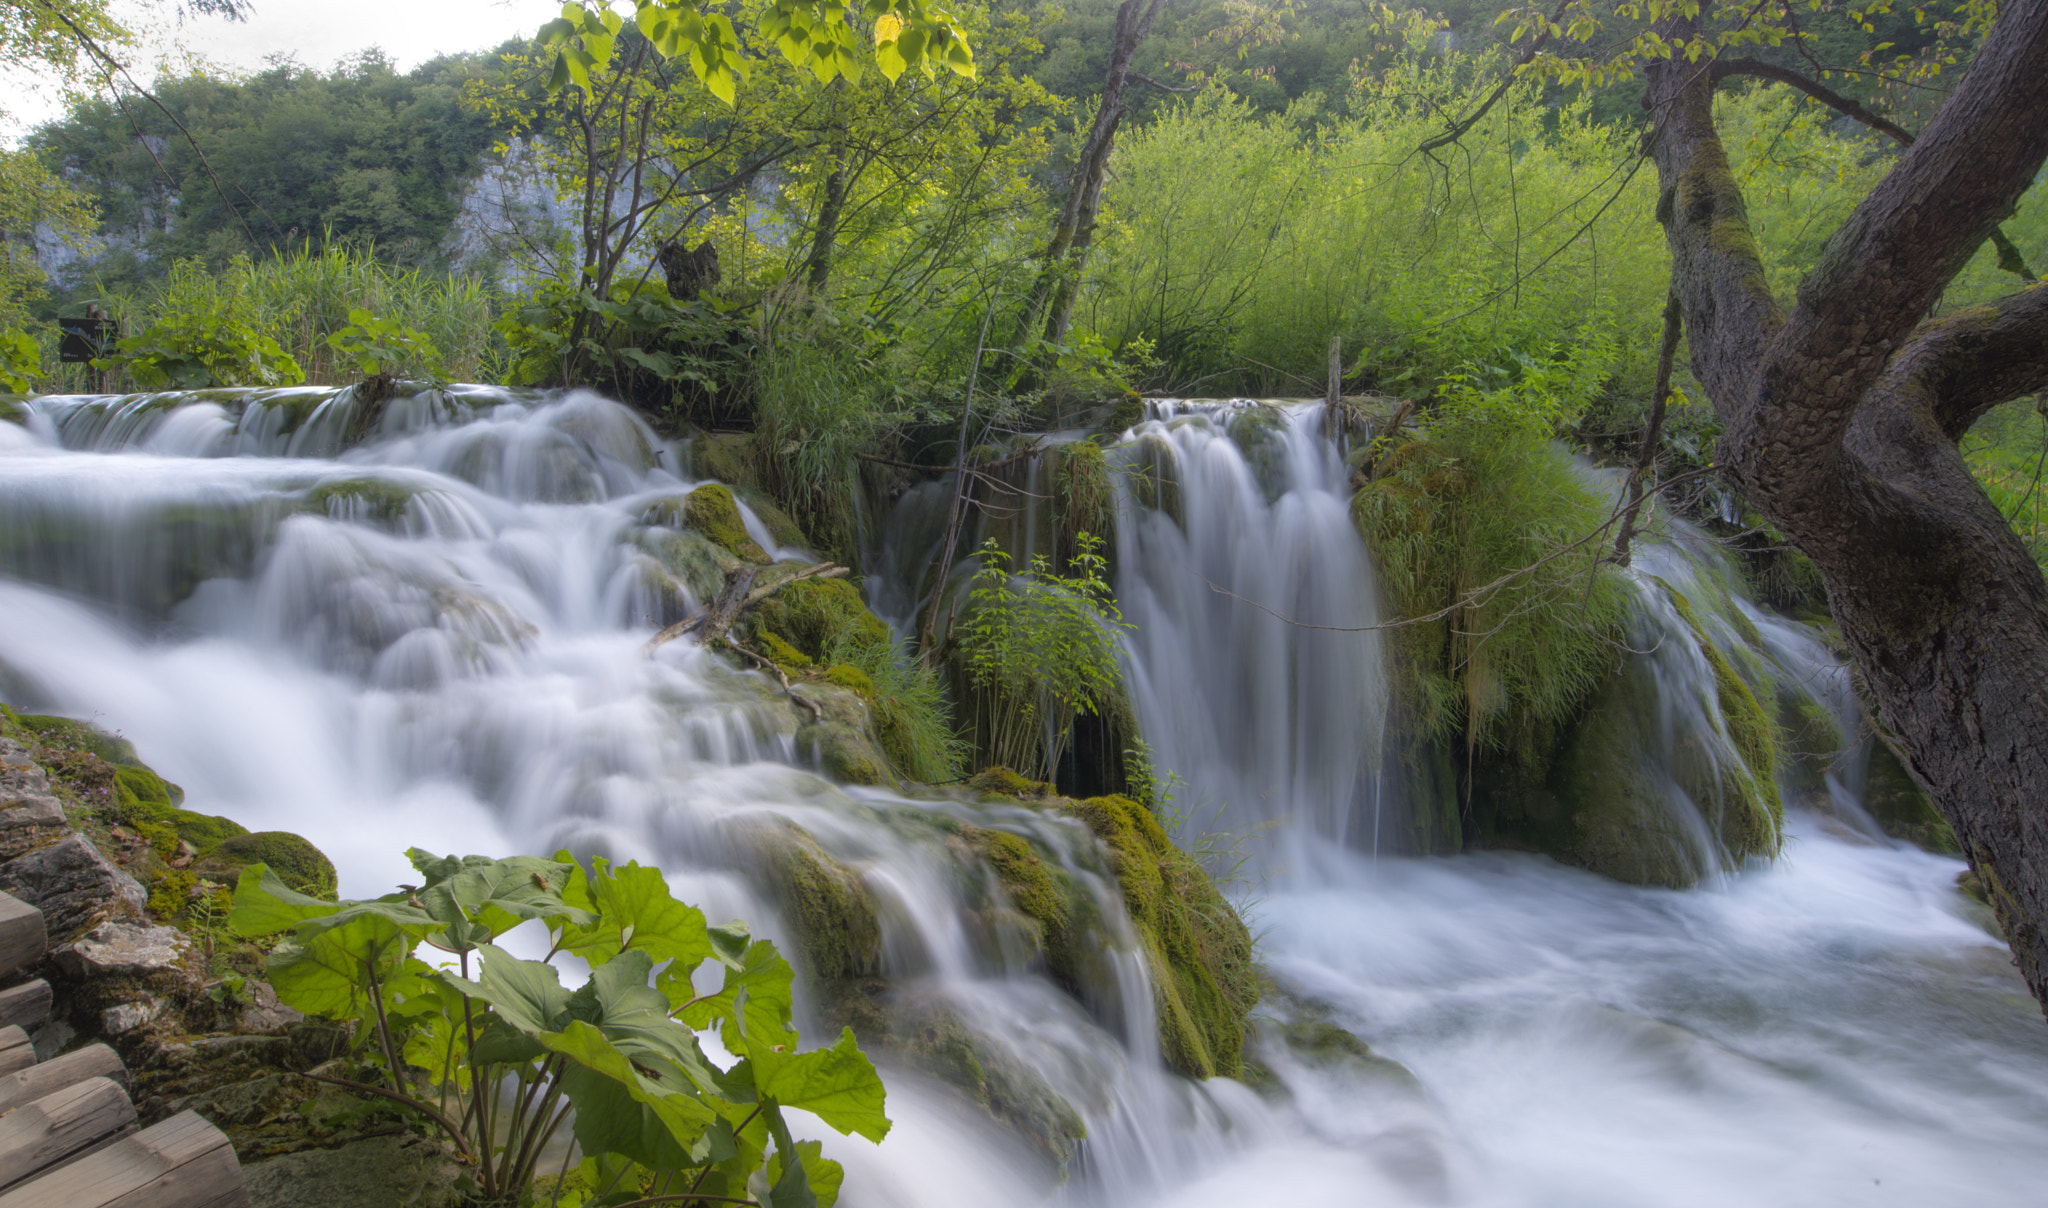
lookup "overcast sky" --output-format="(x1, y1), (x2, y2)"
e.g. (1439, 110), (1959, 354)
(6, 0), (566, 140)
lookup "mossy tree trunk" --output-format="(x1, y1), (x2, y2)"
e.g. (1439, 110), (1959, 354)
(1644, 1), (2048, 1009)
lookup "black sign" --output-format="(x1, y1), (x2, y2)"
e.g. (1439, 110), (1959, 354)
(58, 317), (118, 363)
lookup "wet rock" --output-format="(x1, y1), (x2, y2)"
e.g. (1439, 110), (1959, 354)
(682, 483), (769, 563)
(242, 1133), (466, 1208)
(0, 833), (147, 940)
(56, 920), (191, 978)
(727, 815), (880, 981)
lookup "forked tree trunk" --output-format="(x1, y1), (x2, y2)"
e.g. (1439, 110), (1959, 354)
(1644, 0), (2048, 1010)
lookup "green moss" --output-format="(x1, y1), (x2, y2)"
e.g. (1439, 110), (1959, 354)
(114, 763), (186, 823)
(821, 664), (874, 694)
(683, 483), (769, 564)
(733, 488), (809, 550)
(735, 817), (881, 981)
(13, 712), (144, 767)
(1862, 738), (1959, 854)
(194, 832), (339, 901)
(690, 431), (765, 493)
(301, 478), (417, 525)
(1065, 795), (1257, 1080)
(758, 630), (813, 669)
(750, 578), (890, 664)
(962, 825), (1074, 976)
(1667, 588), (1783, 858)
(168, 809), (249, 856)
(968, 767), (1053, 798)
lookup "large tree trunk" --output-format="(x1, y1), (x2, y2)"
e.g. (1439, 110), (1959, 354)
(1644, 0), (2048, 1009)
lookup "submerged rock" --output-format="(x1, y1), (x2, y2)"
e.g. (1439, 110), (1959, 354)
(728, 814), (881, 981)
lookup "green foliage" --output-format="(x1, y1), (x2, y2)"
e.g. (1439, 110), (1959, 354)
(326, 308), (446, 380)
(231, 848), (889, 1208)
(961, 534), (1131, 780)
(0, 145), (97, 331)
(92, 257), (305, 388)
(819, 633), (969, 784)
(1355, 408), (1631, 766)
(0, 328), (38, 393)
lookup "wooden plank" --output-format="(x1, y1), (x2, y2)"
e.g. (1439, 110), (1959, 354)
(0, 1077), (136, 1191)
(0, 1046), (127, 1116)
(0, 1111), (245, 1208)
(0, 1030), (31, 1079)
(0, 898), (43, 982)
(0, 985), (50, 1034)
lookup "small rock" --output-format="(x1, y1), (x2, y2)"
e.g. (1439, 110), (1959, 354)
(101, 997), (162, 1034)
(238, 981), (305, 1034)
(242, 1133), (466, 1208)
(0, 740), (48, 797)
(0, 833), (147, 939)
(0, 794), (64, 826)
(55, 920), (190, 978)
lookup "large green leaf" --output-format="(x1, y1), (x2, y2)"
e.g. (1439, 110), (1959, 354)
(228, 864), (342, 937)
(673, 939), (798, 1049)
(266, 911), (416, 1020)
(542, 1019), (717, 1153)
(559, 858), (712, 968)
(751, 1028), (890, 1143)
(406, 851), (591, 950)
(441, 945), (576, 1035)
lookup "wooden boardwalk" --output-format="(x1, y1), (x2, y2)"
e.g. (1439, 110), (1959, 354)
(0, 890), (246, 1207)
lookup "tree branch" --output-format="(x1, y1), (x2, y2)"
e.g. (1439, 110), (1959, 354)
(1416, 0), (1573, 155)
(1883, 283), (2048, 441)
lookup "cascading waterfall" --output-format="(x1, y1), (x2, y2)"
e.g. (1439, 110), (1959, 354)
(6, 388), (2048, 1204)
(1109, 401), (1388, 861)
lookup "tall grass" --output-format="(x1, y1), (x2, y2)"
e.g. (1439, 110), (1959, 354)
(80, 242), (506, 387)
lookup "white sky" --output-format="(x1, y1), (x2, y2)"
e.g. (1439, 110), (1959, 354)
(5, 0), (567, 141)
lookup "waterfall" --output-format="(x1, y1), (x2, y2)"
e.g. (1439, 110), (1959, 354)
(8, 386), (2048, 1205)
(1109, 401), (1388, 861)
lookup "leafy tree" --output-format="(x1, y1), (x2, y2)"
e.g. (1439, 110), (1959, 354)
(231, 848), (888, 1207)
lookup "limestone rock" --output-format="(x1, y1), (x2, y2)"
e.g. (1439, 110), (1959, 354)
(0, 833), (146, 940)
(56, 920), (190, 978)
(243, 1134), (466, 1208)
(101, 996), (163, 1034)
(238, 980), (305, 1034)
(0, 739), (49, 796)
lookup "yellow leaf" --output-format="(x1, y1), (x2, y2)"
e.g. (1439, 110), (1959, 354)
(875, 13), (901, 43)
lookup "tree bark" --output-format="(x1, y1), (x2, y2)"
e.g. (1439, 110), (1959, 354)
(1013, 0), (1170, 354)
(1645, 0), (2048, 1010)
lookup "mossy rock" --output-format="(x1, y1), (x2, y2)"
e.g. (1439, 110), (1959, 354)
(633, 527), (736, 603)
(1254, 990), (1423, 1094)
(11, 712), (145, 767)
(300, 478), (418, 526)
(689, 431), (765, 493)
(1127, 432), (1183, 524)
(967, 767), (1055, 799)
(821, 979), (1086, 1173)
(962, 825), (1075, 981)
(820, 664), (873, 694)
(114, 764), (187, 824)
(1064, 795), (1257, 1080)
(1225, 405), (1291, 502)
(758, 631), (812, 669)
(682, 484), (769, 563)
(167, 809), (249, 857)
(747, 577), (890, 664)
(194, 833), (338, 901)
(729, 816), (880, 982)
(1862, 738), (1959, 854)
(792, 682), (896, 789)
(733, 488), (809, 551)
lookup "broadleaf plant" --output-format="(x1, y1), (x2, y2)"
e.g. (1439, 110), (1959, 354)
(231, 850), (889, 1207)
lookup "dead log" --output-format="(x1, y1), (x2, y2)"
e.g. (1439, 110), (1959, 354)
(0, 895), (46, 982)
(0, 984), (50, 1034)
(0, 1046), (127, 1116)
(646, 564), (849, 654)
(0, 1077), (137, 1193)
(0, 1110), (242, 1207)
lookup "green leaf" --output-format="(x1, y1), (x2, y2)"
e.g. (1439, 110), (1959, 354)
(542, 1019), (718, 1149)
(228, 864), (342, 937)
(265, 909), (418, 1020)
(560, 859), (713, 968)
(674, 938), (797, 1049)
(751, 1028), (890, 1142)
(448, 944), (577, 1034)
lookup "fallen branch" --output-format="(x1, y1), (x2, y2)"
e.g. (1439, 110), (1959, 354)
(645, 563), (849, 653)
(722, 639), (825, 721)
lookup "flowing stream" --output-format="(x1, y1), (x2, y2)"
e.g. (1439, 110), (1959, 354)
(2, 388), (2045, 1205)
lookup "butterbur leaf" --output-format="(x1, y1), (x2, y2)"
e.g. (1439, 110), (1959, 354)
(673, 938), (797, 1048)
(767, 1139), (843, 1208)
(446, 944), (577, 1034)
(266, 910), (417, 1020)
(559, 1061), (697, 1171)
(543, 1019), (718, 1146)
(751, 1027), (889, 1142)
(471, 1017), (548, 1066)
(760, 1104), (817, 1208)
(229, 865), (342, 937)
(707, 920), (751, 966)
(560, 859), (712, 967)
